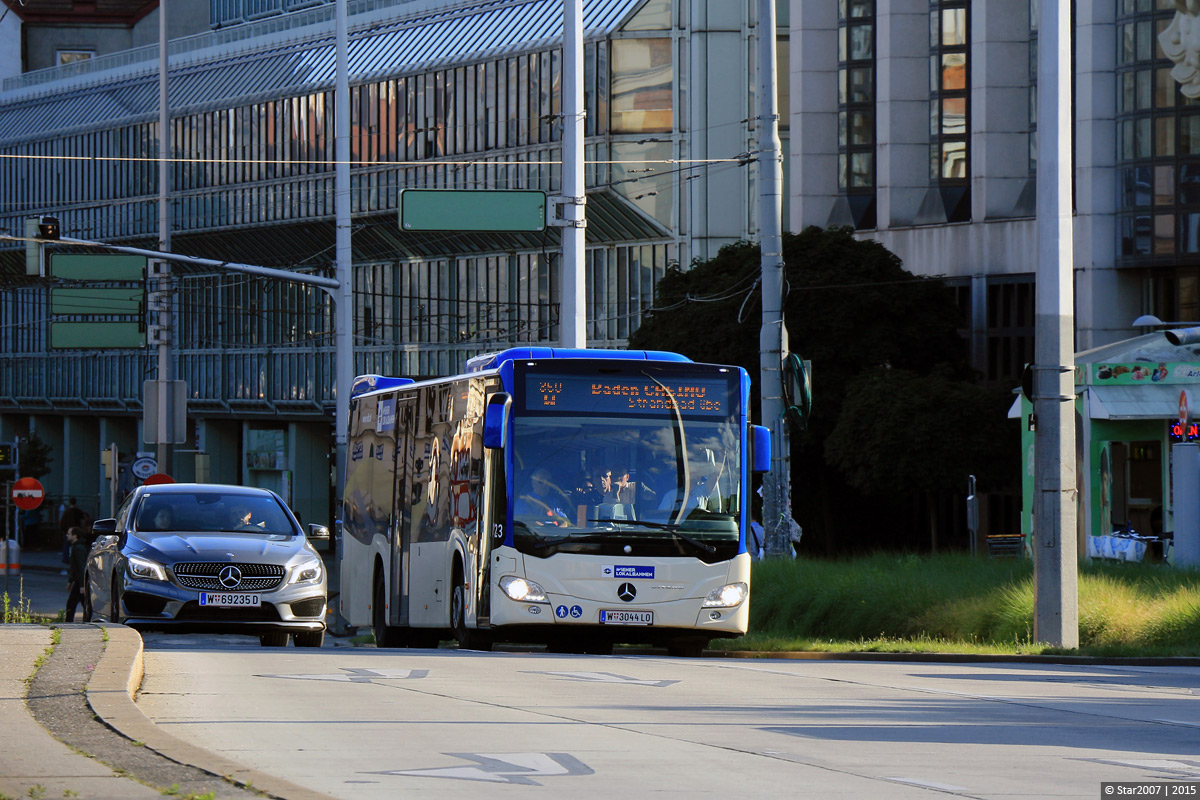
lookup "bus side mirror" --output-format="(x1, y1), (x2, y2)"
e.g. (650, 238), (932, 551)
(483, 393), (511, 449)
(752, 425), (771, 473)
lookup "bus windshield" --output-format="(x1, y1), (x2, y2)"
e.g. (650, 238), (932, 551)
(511, 413), (742, 563)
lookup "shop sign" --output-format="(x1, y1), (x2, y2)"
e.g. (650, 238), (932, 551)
(1093, 363), (1200, 384)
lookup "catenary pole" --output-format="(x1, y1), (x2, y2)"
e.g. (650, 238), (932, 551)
(1033, 0), (1079, 647)
(155, 0), (173, 473)
(331, 0), (353, 633)
(560, 0), (587, 347)
(756, 0), (795, 557)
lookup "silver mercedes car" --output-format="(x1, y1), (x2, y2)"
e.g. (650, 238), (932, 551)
(86, 483), (329, 647)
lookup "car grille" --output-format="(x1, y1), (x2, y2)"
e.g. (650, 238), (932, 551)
(172, 562), (285, 591)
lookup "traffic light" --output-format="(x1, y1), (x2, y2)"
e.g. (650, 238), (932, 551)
(0, 442), (13, 470)
(38, 215), (60, 240)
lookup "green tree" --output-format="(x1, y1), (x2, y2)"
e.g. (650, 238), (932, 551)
(17, 432), (52, 480)
(630, 226), (1012, 553)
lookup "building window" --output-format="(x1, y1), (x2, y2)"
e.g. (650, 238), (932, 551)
(929, 0), (970, 222)
(837, 0), (876, 229)
(57, 50), (94, 66)
(610, 38), (673, 133)
(1117, 2), (1184, 266)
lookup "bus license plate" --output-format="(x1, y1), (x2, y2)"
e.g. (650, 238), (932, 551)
(600, 609), (652, 625)
(199, 593), (261, 608)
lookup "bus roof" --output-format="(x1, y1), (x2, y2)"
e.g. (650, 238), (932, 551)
(464, 347), (692, 373)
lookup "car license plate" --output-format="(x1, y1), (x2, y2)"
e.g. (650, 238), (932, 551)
(599, 609), (653, 625)
(199, 592), (261, 608)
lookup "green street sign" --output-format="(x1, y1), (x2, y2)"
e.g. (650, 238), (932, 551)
(399, 189), (546, 232)
(51, 287), (143, 315)
(50, 321), (144, 349)
(49, 253), (147, 281)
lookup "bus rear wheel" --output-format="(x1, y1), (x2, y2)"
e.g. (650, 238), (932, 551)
(451, 565), (492, 652)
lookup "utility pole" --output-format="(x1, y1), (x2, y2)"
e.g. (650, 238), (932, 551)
(559, 0), (587, 348)
(757, 0), (796, 557)
(153, 0), (174, 473)
(1033, 0), (1079, 648)
(335, 0), (353, 505)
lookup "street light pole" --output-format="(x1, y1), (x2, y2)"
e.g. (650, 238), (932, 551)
(757, 0), (795, 557)
(559, 0), (587, 348)
(1033, 0), (1079, 648)
(334, 0), (353, 509)
(154, 0), (174, 473)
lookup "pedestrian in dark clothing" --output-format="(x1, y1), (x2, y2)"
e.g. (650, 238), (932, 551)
(59, 498), (88, 574)
(64, 526), (90, 623)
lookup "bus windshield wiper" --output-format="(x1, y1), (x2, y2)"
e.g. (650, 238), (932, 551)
(591, 519), (717, 555)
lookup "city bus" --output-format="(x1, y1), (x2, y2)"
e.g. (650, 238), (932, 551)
(339, 347), (770, 656)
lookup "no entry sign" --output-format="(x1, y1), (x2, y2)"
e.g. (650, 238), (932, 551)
(11, 477), (45, 510)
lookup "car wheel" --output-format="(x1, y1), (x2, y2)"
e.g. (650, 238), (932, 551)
(110, 576), (123, 625)
(451, 565), (491, 652)
(260, 632), (290, 647)
(293, 630), (325, 648)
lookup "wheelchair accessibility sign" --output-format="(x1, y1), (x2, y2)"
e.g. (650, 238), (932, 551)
(555, 605), (583, 619)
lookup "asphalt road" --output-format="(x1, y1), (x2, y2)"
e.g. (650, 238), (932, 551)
(136, 635), (1200, 800)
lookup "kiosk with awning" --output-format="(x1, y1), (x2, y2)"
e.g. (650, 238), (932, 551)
(1012, 332), (1200, 560)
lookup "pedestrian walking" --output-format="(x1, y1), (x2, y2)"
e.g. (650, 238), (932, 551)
(64, 526), (90, 623)
(59, 498), (88, 575)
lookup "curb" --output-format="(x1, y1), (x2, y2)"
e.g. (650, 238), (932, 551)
(707, 649), (1200, 666)
(87, 624), (337, 800)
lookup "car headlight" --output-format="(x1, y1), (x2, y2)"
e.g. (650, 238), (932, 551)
(499, 575), (548, 604)
(289, 556), (324, 585)
(127, 555), (167, 582)
(703, 582), (747, 608)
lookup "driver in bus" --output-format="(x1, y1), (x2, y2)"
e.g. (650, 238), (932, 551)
(515, 467), (572, 526)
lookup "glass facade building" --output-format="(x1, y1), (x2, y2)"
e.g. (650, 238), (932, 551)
(0, 0), (783, 529)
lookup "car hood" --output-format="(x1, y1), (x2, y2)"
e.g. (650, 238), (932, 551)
(131, 531), (304, 562)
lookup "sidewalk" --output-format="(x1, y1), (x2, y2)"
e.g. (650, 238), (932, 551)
(0, 622), (335, 800)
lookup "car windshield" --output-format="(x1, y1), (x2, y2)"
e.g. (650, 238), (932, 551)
(134, 492), (296, 535)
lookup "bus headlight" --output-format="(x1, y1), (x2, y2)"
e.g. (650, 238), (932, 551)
(499, 575), (549, 604)
(127, 555), (167, 582)
(703, 582), (747, 608)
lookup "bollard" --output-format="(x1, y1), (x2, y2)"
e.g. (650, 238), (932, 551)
(0, 538), (20, 575)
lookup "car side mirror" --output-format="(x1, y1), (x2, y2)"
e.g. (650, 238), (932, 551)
(307, 523), (331, 541)
(92, 518), (117, 534)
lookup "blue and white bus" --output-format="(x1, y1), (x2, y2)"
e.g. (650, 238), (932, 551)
(339, 347), (770, 656)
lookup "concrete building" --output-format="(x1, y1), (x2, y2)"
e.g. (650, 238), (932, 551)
(789, 0), (1198, 547)
(0, 0), (788, 532)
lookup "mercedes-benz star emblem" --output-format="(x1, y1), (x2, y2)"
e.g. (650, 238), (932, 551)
(617, 582), (636, 602)
(218, 565), (243, 589)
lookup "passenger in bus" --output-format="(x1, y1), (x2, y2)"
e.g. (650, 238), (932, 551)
(515, 467), (572, 526)
(571, 472), (604, 508)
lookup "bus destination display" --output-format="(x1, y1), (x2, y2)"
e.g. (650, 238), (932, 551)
(525, 372), (732, 416)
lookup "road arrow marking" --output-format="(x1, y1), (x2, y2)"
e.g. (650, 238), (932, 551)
(528, 670), (678, 687)
(374, 752), (593, 785)
(257, 667), (428, 683)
